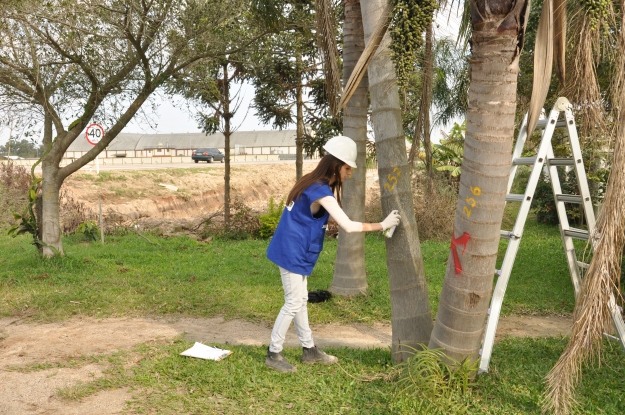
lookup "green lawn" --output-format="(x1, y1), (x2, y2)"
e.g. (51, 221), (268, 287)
(0, 221), (576, 322)
(1, 222), (620, 414)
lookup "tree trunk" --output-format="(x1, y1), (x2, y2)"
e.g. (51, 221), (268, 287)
(361, 0), (433, 362)
(223, 62), (231, 226)
(295, 52), (304, 181)
(330, 0), (369, 295)
(428, 0), (527, 364)
(39, 114), (63, 257)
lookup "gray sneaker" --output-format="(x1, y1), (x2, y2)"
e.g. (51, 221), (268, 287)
(302, 346), (338, 365)
(266, 348), (297, 373)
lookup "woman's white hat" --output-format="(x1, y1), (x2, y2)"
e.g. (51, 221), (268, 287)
(323, 135), (357, 168)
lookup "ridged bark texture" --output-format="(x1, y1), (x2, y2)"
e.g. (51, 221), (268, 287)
(428, 2), (523, 363)
(361, 0), (433, 362)
(330, 0), (369, 295)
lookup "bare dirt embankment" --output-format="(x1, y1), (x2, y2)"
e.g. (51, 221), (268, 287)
(1, 162), (574, 415)
(62, 162), (320, 227)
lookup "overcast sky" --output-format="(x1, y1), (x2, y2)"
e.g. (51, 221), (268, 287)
(0, 6), (462, 147)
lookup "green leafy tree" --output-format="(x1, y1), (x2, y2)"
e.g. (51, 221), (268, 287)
(250, 0), (340, 180)
(432, 121), (465, 186)
(0, 0), (251, 256)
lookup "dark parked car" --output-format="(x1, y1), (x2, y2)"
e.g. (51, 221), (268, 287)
(192, 148), (225, 163)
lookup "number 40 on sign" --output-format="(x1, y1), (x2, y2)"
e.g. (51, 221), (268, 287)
(85, 123), (105, 146)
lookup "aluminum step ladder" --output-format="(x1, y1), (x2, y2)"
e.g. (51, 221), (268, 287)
(478, 97), (625, 374)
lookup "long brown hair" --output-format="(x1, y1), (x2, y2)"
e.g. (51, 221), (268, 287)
(287, 154), (345, 206)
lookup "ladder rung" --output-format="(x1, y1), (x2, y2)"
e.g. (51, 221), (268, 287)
(500, 230), (519, 240)
(512, 157), (537, 166)
(576, 261), (590, 269)
(556, 194), (583, 204)
(564, 228), (589, 240)
(536, 119), (569, 129)
(603, 333), (623, 345)
(548, 158), (575, 166)
(506, 194), (528, 203)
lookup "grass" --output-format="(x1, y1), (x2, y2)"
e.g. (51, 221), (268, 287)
(0, 221), (576, 322)
(1, 220), (613, 414)
(12, 336), (621, 414)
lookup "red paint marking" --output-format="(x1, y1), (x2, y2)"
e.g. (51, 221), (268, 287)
(451, 231), (471, 274)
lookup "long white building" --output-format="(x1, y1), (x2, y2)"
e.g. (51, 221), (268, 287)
(64, 129), (302, 160)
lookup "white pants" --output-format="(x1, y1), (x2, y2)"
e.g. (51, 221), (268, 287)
(268, 267), (315, 353)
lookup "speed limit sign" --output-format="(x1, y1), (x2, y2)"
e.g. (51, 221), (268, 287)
(85, 123), (105, 145)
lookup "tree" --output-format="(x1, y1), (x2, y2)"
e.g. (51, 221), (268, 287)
(170, 12), (258, 226)
(0, 0), (251, 256)
(329, 0), (369, 295)
(0, 139), (42, 158)
(251, 0), (339, 180)
(361, 0), (434, 362)
(428, 0), (531, 364)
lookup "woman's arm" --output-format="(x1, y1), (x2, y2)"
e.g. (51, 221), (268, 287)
(317, 196), (398, 233)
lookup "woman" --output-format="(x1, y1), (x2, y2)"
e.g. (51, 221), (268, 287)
(265, 135), (401, 373)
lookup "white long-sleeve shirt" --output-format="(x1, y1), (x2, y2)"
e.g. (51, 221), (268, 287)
(312, 196), (363, 233)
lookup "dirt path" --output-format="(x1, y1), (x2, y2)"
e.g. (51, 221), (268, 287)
(0, 314), (573, 415)
(1, 163), (576, 413)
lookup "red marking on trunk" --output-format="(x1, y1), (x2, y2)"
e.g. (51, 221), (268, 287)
(451, 232), (471, 274)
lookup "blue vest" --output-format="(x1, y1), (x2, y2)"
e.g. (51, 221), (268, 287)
(266, 182), (334, 275)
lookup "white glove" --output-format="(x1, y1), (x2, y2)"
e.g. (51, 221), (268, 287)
(381, 210), (401, 231)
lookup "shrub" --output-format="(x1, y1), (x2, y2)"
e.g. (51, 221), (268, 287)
(413, 172), (457, 241)
(59, 188), (96, 234)
(76, 220), (100, 241)
(0, 162), (31, 230)
(258, 197), (284, 238)
(532, 170), (581, 226)
(200, 199), (261, 240)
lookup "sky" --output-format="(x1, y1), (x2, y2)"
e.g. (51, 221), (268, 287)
(0, 5), (463, 147)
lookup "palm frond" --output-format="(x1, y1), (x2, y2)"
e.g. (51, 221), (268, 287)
(314, 0), (342, 116)
(526, 0), (554, 138)
(456, 0), (471, 53)
(553, 0), (566, 85)
(336, 1), (393, 115)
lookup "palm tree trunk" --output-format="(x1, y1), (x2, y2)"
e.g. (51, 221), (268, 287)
(361, 0), (433, 362)
(330, 0), (369, 295)
(428, 0), (528, 364)
(295, 52), (304, 181)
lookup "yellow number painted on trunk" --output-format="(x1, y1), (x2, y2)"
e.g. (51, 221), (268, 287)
(384, 167), (402, 192)
(463, 186), (482, 218)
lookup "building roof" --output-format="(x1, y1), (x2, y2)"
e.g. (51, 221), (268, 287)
(66, 130), (298, 152)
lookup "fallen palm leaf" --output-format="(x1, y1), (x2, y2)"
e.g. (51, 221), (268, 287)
(526, 0), (554, 138)
(335, 1), (393, 115)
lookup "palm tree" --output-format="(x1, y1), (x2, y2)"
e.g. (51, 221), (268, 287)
(330, 0), (369, 295)
(428, 0), (532, 362)
(361, 0), (433, 362)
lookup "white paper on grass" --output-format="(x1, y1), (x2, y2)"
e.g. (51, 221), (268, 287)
(180, 342), (232, 361)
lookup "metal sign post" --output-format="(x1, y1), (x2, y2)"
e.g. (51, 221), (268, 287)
(85, 123), (105, 174)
